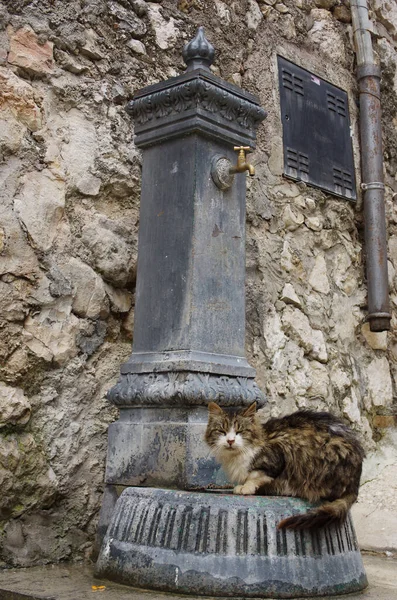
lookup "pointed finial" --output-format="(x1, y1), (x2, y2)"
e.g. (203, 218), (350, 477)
(182, 27), (215, 72)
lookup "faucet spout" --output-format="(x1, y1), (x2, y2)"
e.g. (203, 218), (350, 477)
(229, 146), (255, 177)
(247, 163), (255, 177)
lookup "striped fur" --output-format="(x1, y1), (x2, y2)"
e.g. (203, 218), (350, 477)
(205, 403), (365, 530)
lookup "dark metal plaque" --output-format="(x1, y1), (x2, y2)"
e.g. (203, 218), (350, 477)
(278, 56), (356, 201)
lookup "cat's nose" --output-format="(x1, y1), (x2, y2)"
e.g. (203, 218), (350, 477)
(227, 438), (235, 446)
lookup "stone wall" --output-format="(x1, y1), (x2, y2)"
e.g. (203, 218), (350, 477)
(0, 0), (396, 565)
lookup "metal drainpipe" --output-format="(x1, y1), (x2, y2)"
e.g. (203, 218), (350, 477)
(351, 0), (391, 331)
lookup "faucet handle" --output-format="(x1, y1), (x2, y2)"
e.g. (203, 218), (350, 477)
(233, 146), (251, 153)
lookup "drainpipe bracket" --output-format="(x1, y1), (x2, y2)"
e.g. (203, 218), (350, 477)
(357, 63), (381, 80)
(361, 181), (385, 191)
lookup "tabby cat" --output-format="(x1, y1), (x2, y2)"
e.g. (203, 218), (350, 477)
(205, 402), (365, 530)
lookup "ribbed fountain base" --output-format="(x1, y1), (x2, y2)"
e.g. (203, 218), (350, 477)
(96, 487), (367, 598)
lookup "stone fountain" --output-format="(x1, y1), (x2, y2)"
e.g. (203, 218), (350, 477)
(96, 28), (367, 597)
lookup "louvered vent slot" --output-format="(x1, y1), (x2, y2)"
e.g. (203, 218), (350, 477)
(298, 152), (309, 174)
(282, 69), (304, 96)
(286, 148), (298, 168)
(333, 167), (353, 191)
(327, 92), (346, 117)
(287, 148), (309, 175)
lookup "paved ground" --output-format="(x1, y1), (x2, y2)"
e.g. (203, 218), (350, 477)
(0, 553), (395, 600)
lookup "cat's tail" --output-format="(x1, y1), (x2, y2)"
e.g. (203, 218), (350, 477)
(277, 494), (357, 530)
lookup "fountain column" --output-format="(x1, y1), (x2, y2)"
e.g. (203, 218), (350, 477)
(101, 27), (266, 511)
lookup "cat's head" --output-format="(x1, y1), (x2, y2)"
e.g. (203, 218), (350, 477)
(205, 402), (262, 454)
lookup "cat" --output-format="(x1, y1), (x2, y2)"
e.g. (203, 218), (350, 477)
(205, 402), (365, 530)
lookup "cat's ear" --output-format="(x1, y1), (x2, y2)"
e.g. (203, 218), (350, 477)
(241, 402), (257, 418)
(208, 402), (223, 416)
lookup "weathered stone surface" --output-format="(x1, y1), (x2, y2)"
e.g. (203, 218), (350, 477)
(0, 159), (40, 279)
(342, 391), (362, 424)
(353, 431), (397, 552)
(80, 28), (104, 60)
(307, 360), (330, 399)
(23, 298), (80, 366)
(76, 174), (101, 196)
(309, 254), (330, 294)
(14, 169), (65, 252)
(333, 5), (351, 23)
(0, 278), (30, 323)
(126, 39), (146, 55)
(262, 310), (286, 360)
(7, 25), (54, 76)
(77, 319), (107, 356)
(315, 0), (336, 8)
(59, 109), (98, 191)
(0, 227), (5, 254)
(281, 306), (327, 363)
(0, 67), (42, 131)
(130, 0), (148, 17)
(82, 217), (136, 288)
(280, 283), (302, 307)
(104, 283), (132, 314)
(215, 0), (231, 25)
(54, 49), (90, 75)
(109, 2), (147, 38)
(0, 432), (58, 523)
(373, 0), (397, 40)
(0, 111), (25, 154)
(366, 357), (393, 408)
(246, 0), (263, 30)
(282, 204), (304, 231)
(122, 308), (134, 340)
(62, 257), (109, 319)
(308, 9), (346, 65)
(305, 215), (323, 231)
(331, 366), (351, 396)
(0, 384), (31, 427)
(275, 3), (289, 14)
(361, 322), (388, 351)
(311, 329), (328, 363)
(273, 182), (300, 198)
(282, 307), (313, 351)
(147, 4), (178, 49)
(280, 240), (294, 272)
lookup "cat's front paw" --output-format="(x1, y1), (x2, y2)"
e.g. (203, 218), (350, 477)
(239, 481), (257, 495)
(233, 485), (244, 494)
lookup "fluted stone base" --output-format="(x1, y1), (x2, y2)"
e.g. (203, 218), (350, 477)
(96, 487), (367, 598)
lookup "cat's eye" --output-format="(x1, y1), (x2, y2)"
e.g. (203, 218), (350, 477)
(215, 429), (227, 435)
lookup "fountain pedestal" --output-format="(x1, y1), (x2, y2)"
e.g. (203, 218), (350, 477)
(97, 488), (367, 597)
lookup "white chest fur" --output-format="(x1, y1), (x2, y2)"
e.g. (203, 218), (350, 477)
(217, 447), (258, 484)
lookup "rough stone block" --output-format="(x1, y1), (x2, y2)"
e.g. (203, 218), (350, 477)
(7, 25), (54, 76)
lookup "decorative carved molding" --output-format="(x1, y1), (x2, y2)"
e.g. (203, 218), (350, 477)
(126, 78), (267, 132)
(211, 154), (234, 190)
(107, 371), (266, 407)
(108, 489), (358, 558)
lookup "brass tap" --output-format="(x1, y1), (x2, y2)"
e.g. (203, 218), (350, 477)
(229, 146), (255, 177)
